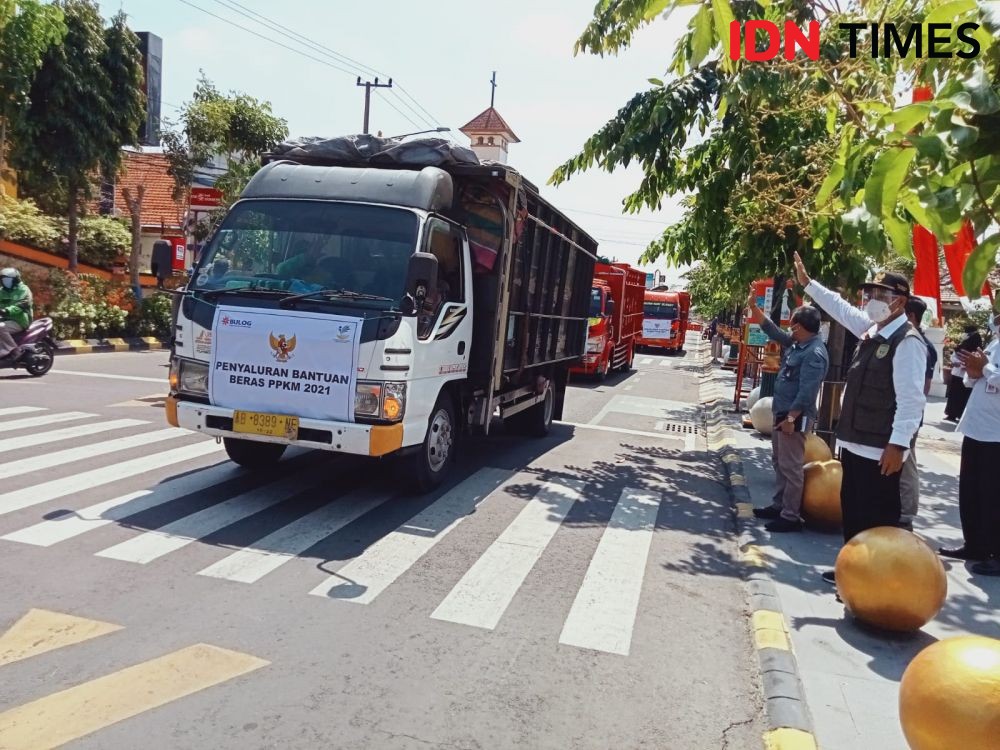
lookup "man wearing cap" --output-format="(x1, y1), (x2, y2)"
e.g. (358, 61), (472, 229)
(794, 254), (926, 584)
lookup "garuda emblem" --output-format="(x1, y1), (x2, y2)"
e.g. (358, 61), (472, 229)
(269, 332), (297, 362)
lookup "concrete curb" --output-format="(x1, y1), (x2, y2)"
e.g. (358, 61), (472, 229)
(698, 347), (818, 750)
(54, 337), (167, 355)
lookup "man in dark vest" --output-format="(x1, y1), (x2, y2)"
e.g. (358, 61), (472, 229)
(794, 253), (927, 584)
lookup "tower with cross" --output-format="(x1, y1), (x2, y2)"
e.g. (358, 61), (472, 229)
(459, 71), (520, 165)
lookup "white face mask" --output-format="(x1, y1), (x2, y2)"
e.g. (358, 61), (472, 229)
(864, 298), (892, 323)
(1, 278), (13, 289)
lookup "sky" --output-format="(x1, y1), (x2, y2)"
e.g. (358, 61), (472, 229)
(112, 0), (698, 287)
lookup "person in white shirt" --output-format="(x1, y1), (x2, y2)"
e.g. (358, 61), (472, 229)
(793, 253), (926, 584)
(944, 308), (1000, 576)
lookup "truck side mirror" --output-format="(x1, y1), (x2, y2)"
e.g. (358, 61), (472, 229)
(402, 252), (438, 316)
(606, 298), (615, 316)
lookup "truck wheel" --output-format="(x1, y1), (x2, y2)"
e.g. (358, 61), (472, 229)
(512, 382), (555, 437)
(223, 438), (287, 468)
(405, 393), (456, 493)
(595, 357), (608, 381)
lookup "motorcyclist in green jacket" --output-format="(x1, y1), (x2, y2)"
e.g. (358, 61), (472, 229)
(0, 267), (33, 361)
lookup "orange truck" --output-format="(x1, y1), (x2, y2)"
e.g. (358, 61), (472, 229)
(637, 289), (691, 353)
(571, 262), (645, 379)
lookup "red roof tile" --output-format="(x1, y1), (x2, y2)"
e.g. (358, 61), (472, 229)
(89, 151), (186, 230)
(459, 107), (520, 142)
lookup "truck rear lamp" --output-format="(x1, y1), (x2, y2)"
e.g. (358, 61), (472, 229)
(381, 382), (406, 421)
(355, 382), (381, 417)
(174, 359), (208, 395)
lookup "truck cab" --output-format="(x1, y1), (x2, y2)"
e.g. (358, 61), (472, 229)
(637, 289), (690, 353)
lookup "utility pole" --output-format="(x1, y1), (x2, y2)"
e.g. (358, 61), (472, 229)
(356, 77), (393, 135)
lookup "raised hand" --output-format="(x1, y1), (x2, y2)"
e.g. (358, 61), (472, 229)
(793, 251), (811, 287)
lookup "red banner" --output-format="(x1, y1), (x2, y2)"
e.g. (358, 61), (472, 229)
(943, 221), (993, 300)
(912, 224), (942, 320)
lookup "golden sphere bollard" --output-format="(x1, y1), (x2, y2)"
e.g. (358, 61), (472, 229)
(801, 459), (842, 527)
(803, 433), (833, 464)
(835, 527), (947, 632)
(899, 636), (1000, 750)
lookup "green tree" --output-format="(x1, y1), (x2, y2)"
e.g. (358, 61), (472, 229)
(10, 0), (144, 271)
(163, 73), (288, 236)
(0, 0), (65, 183)
(555, 0), (1000, 309)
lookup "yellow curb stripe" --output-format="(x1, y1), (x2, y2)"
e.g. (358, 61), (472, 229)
(0, 643), (268, 750)
(742, 545), (768, 568)
(752, 610), (791, 651)
(730, 474), (747, 486)
(0, 609), (122, 667)
(721, 453), (741, 464)
(764, 728), (819, 750)
(736, 503), (754, 519)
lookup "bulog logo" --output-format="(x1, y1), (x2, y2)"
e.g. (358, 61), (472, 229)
(728, 21), (982, 61)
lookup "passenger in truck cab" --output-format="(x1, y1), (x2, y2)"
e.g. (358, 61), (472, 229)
(276, 240), (322, 281)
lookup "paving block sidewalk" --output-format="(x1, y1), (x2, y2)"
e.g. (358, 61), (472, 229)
(702, 360), (1000, 750)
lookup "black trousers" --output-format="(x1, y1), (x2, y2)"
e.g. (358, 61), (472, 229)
(959, 436), (1000, 557)
(840, 448), (903, 543)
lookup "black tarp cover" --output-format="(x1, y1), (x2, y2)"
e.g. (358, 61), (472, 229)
(269, 135), (481, 168)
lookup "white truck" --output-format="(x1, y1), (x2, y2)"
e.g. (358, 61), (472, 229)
(166, 136), (598, 491)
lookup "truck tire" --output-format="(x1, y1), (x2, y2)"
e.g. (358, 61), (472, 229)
(511, 382), (555, 437)
(405, 393), (456, 493)
(595, 356), (608, 381)
(223, 438), (287, 468)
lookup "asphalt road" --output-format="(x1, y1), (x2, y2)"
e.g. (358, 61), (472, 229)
(0, 345), (763, 750)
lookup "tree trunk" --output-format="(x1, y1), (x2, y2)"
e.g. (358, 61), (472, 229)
(67, 186), (80, 272)
(123, 185), (145, 301)
(0, 117), (7, 188)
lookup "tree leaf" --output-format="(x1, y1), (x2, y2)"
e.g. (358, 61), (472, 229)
(643, 0), (674, 21)
(926, 0), (977, 25)
(962, 233), (1000, 300)
(648, 77), (665, 86)
(690, 6), (713, 67)
(864, 147), (917, 219)
(901, 190), (936, 231)
(884, 215), (913, 259)
(949, 68), (1000, 115)
(910, 134), (946, 162)
(816, 162), (845, 207)
(884, 103), (931, 132)
(710, 0), (735, 44)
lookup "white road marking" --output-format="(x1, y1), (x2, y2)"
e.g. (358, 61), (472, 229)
(198, 488), (390, 583)
(51, 370), (165, 383)
(2, 462), (244, 547)
(431, 479), (583, 630)
(0, 407), (46, 418)
(557, 421), (687, 443)
(95, 468), (326, 564)
(3, 428), (186, 479)
(0, 411), (94, 433)
(588, 394), (700, 427)
(0, 419), (146, 453)
(0, 441), (223, 517)
(639, 358), (653, 366)
(559, 488), (661, 656)
(310, 468), (512, 603)
(624, 385), (634, 391)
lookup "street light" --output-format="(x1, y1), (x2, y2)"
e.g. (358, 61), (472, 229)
(387, 127), (451, 140)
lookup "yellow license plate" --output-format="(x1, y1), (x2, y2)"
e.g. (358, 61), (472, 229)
(232, 410), (299, 439)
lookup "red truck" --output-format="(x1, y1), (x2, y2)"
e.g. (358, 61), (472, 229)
(571, 262), (645, 379)
(637, 289), (691, 353)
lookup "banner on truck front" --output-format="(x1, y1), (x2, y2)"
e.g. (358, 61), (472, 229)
(209, 305), (362, 422)
(642, 319), (672, 339)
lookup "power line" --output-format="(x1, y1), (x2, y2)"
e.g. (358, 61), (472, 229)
(206, 0), (440, 129)
(565, 206), (674, 225)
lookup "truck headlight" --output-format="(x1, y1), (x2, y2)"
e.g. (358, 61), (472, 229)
(586, 337), (603, 353)
(355, 382), (381, 417)
(178, 360), (209, 395)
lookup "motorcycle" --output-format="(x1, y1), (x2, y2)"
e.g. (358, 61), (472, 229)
(0, 317), (57, 377)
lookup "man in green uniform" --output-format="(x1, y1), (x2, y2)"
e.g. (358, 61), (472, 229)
(0, 267), (32, 361)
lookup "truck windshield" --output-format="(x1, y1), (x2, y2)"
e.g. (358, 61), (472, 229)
(191, 200), (418, 306)
(644, 301), (678, 319)
(589, 288), (603, 317)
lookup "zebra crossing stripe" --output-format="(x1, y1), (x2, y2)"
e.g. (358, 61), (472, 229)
(0, 441), (223, 517)
(2, 463), (244, 548)
(558, 488), (661, 656)
(639, 357), (653, 365)
(430, 479), (584, 631)
(0, 407), (46, 418)
(197, 487), (390, 583)
(0, 411), (95, 433)
(0, 419), (147, 453)
(94, 467), (327, 564)
(310, 467), (513, 604)
(3, 429), (186, 479)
